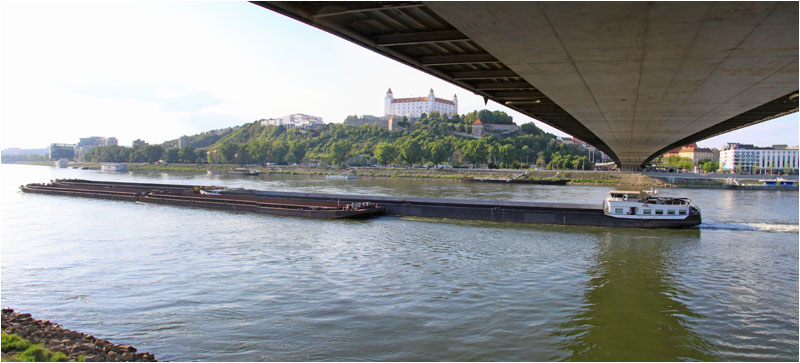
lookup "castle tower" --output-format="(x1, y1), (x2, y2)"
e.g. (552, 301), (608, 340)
(384, 88), (394, 116)
(428, 88), (435, 114)
(453, 94), (458, 115)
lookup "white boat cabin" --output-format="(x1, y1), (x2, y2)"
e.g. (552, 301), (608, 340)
(603, 190), (694, 219)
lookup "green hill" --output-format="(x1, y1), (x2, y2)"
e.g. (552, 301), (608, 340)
(83, 110), (595, 170)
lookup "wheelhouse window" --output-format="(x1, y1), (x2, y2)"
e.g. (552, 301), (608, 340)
(643, 209), (652, 215)
(667, 210), (676, 215)
(679, 210), (687, 215)
(615, 208), (623, 214)
(655, 210), (664, 215)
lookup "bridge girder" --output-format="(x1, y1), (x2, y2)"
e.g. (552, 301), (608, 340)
(253, 1), (798, 169)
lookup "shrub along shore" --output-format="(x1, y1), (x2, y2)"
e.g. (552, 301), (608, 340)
(1, 308), (156, 362)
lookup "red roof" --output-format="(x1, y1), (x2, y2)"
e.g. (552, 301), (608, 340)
(473, 118), (482, 125)
(391, 97), (455, 105)
(387, 88), (392, 94)
(392, 97), (428, 103)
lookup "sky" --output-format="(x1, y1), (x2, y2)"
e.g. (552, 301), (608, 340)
(1, 1), (798, 151)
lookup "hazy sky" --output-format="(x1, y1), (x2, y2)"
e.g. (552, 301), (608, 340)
(2, 1), (797, 150)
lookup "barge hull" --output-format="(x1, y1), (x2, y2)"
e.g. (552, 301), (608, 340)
(222, 189), (701, 228)
(28, 180), (701, 228)
(20, 182), (384, 220)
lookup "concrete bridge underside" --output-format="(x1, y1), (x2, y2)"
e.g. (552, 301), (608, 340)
(254, 1), (798, 170)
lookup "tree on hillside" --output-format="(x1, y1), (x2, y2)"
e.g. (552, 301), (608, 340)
(165, 148), (180, 163)
(330, 141), (351, 166)
(548, 152), (566, 170)
(271, 140), (289, 164)
(428, 141), (451, 165)
(536, 151), (546, 168)
(217, 143), (238, 164)
(462, 139), (489, 166)
(246, 140), (268, 164)
(571, 156), (587, 170)
(179, 146), (198, 163)
(288, 141), (308, 164)
(399, 138), (423, 165)
(374, 142), (397, 166)
(520, 123), (542, 135)
(235, 146), (251, 164)
(498, 144), (517, 168)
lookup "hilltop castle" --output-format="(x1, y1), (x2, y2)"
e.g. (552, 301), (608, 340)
(384, 88), (457, 118)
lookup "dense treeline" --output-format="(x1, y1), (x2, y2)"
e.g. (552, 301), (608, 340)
(0, 154), (49, 163)
(204, 110), (592, 169)
(656, 155), (719, 173)
(83, 110), (595, 169)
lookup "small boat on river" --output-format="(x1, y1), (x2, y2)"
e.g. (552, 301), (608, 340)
(723, 177), (798, 190)
(101, 163), (127, 172)
(230, 168), (262, 176)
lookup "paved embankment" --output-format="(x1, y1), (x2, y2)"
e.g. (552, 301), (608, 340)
(1, 308), (157, 362)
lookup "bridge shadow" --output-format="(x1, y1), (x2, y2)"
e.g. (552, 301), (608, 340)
(553, 229), (719, 361)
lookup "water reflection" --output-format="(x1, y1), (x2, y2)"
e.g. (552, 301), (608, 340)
(556, 229), (719, 361)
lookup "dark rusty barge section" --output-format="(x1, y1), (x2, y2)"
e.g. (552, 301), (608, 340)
(221, 188), (700, 228)
(20, 180), (384, 220)
(23, 179), (700, 228)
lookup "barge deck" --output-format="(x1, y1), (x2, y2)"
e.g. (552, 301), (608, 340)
(20, 180), (384, 219)
(22, 179), (701, 228)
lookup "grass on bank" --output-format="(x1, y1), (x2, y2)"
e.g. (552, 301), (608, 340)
(1, 333), (83, 362)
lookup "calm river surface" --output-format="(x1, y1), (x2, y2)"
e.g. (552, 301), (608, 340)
(2, 164), (797, 361)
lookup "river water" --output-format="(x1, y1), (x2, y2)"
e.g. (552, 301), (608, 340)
(1, 164), (797, 361)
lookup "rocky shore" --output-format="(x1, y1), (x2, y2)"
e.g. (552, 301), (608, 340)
(1, 308), (157, 362)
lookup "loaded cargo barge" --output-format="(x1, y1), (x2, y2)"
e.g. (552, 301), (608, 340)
(20, 180), (384, 219)
(21, 179), (701, 228)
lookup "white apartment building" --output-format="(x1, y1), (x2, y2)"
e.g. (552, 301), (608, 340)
(719, 143), (799, 173)
(384, 88), (457, 118)
(260, 114), (324, 129)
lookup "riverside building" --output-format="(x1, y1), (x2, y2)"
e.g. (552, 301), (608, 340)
(260, 114), (324, 130)
(384, 88), (457, 118)
(719, 143), (799, 173)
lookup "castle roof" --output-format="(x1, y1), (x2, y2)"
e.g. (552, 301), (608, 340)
(473, 118), (483, 125)
(391, 97), (455, 105)
(392, 97), (428, 104)
(387, 88), (392, 94)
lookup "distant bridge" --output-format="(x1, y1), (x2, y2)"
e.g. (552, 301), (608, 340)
(254, 1), (798, 170)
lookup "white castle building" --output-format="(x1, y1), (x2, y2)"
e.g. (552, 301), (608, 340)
(384, 88), (457, 118)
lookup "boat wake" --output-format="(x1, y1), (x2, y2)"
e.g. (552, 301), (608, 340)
(699, 222), (799, 234)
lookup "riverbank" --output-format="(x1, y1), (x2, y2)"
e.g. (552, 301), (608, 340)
(8, 161), (676, 188)
(1, 308), (156, 362)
